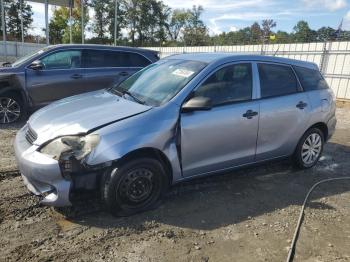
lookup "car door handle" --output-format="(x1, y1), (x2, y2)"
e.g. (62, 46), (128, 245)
(296, 101), (308, 109)
(119, 71), (129, 77)
(243, 110), (258, 119)
(71, 74), (83, 79)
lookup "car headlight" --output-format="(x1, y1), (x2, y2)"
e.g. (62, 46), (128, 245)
(40, 134), (100, 160)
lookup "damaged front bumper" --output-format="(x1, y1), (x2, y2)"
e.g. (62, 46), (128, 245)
(14, 127), (72, 207)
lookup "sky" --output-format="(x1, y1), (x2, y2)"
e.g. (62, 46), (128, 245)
(28, 0), (350, 37)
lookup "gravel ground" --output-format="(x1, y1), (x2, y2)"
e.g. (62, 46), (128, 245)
(0, 105), (350, 262)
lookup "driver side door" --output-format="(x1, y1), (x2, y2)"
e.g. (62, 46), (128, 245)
(180, 63), (260, 177)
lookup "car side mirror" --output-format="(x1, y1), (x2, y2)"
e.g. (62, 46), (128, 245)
(29, 60), (44, 70)
(182, 96), (212, 112)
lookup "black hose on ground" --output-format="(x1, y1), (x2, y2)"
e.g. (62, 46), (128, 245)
(286, 176), (350, 262)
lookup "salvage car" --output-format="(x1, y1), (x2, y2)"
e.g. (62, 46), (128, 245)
(0, 44), (159, 124)
(14, 54), (336, 216)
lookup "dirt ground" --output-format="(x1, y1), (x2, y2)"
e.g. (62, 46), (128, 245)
(1, 105), (350, 262)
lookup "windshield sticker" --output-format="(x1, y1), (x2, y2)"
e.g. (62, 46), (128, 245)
(172, 69), (194, 78)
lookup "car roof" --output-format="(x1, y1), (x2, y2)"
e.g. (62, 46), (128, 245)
(49, 44), (158, 54)
(166, 53), (319, 70)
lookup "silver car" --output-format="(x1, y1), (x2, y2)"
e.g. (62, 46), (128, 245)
(14, 54), (336, 216)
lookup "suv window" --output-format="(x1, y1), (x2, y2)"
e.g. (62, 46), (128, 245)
(41, 50), (82, 69)
(294, 66), (329, 91)
(195, 63), (252, 105)
(258, 63), (298, 98)
(84, 50), (151, 68)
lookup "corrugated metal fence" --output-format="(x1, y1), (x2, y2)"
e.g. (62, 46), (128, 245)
(0, 41), (46, 59)
(146, 42), (350, 100)
(1, 41), (349, 100)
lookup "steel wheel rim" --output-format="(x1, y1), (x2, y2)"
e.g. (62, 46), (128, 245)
(301, 133), (322, 165)
(118, 168), (155, 206)
(0, 97), (21, 124)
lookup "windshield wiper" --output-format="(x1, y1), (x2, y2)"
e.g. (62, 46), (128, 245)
(111, 86), (146, 105)
(2, 62), (12, 67)
(122, 90), (146, 105)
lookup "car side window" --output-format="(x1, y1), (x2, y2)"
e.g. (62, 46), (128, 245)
(258, 63), (298, 98)
(41, 50), (82, 70)
(195, 63), (253, 106)
(293, 66), (329, 91)
(83, 50), (151, 68)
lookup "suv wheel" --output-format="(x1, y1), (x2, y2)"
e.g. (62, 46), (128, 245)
(0, 93), (23, 124)
(101, 157), (169, 216)
(294, 128), (324, 169)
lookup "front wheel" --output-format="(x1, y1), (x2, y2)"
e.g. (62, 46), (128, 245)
(101, 157), (169, 216)
(294, 128), (324, 169)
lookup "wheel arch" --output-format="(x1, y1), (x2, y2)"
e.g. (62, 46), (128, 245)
(308, 122), (328, 141)
(0, 82), (27, 106)
(115, 147), (173, 186)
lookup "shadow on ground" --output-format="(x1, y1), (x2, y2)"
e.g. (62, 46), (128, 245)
(57, 142), (350, 232)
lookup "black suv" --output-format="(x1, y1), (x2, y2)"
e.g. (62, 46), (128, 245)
(0, 44), (159, 124)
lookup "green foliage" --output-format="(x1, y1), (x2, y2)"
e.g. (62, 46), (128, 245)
(36, 0), (350, 46)
(48, 0), (89, 44)
(0, 0), (33, 41)
(182, 5), (209, 46)
(293, 20), (317, 42)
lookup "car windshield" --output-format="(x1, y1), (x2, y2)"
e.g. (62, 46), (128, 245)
(110, 59), (207, 106)
(11, 46), (53, 67)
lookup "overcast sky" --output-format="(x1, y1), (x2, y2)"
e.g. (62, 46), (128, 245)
(29, 0), (350, 37)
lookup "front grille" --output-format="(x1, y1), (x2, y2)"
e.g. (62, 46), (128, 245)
(25, 125), (37, 144)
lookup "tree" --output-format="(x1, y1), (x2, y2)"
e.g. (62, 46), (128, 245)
(49, 7), (68, 44)
(48, 0), (89, 44)
(261, 19), (276, 41)
(293, 20), (317, 42)
(0, 0), (33, 41)
(250, 22), (262, 44)
(183, 5), (209, 46)
(107, 0), (126, 44)
(90, 0), (110, 41)
(317, 26), (336, 41)
(275, 30), (292, 43)
(166, 9), (191, 41)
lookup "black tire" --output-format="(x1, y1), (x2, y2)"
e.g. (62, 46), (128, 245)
(101, 157), (169, 216)
(294, 128), (324, 169)
(0, 92), (25, 124)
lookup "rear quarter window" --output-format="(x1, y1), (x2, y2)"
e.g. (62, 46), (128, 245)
(294, 66), (329, 91)
(83, 50), (151, 68)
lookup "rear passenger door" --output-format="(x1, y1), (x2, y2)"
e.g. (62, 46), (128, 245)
(255, 63), (311, 161)
(82, 49), (151, 91)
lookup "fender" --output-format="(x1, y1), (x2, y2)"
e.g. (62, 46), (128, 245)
(85, 104), (184, 182)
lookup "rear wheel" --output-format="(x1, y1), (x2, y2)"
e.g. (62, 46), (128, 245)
(0, 93), (23, 124)
(101, 157), (169, 216)
(294, 128), (324, 169)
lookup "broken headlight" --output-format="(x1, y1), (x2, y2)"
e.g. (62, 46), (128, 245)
(39, 134), (100, 161)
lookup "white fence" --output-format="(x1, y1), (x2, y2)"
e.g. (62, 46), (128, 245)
(147, 42), (350, 100)
(0, 41), (46, 59)
(1, 41), (349, 100)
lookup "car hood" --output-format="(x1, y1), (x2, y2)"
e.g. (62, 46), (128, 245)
(29, 90), (151, 145)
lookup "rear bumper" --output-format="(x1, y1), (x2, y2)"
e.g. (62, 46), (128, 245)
(14, 127), (72, 206)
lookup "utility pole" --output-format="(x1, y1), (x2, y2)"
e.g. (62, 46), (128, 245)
(20, 0), (24, 43)
(81, 0), (84, 44)
(114, 0), (118, 46)
(1, 0), (6, 61)
(69, 0), (72, 44)
(45, 0), (49, 45)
